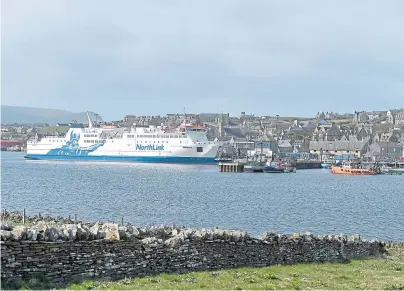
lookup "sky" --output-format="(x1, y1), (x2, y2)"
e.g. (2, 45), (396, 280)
(1, 0), (404, 121)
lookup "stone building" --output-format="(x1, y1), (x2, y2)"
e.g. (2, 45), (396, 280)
(309, 137), (369, 158)
(367, 142), (403, 159)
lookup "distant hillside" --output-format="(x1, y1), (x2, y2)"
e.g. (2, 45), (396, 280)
(0, 105), (103, 125)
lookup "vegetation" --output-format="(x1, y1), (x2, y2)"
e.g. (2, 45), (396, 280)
(2, 248), (403, 290)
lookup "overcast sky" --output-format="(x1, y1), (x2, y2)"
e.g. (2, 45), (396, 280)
(2, 0), (404, 120)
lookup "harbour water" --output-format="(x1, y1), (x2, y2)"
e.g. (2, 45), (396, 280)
(1, 152), (403, 241)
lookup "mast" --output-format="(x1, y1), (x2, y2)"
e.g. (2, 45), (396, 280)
(87, 111), (93, 129)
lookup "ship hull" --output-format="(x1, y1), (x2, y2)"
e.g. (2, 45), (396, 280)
(263, 166), (284, 173)
(24, 154), (217, 164)
(331, 165), (377, 175)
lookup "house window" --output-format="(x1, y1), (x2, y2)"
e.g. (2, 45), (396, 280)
(197, 147), (203, 152)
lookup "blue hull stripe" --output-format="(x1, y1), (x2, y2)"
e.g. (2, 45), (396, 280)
(24, 154), (217, 164)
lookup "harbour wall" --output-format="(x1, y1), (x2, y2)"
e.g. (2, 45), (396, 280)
(1, 220), (387, 285)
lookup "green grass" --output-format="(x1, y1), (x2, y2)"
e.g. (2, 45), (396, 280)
(3, 249), (404, 290)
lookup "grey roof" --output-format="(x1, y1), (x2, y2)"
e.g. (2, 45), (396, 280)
(278, 140), (292, 148)
(309, 139), (368, 151)
(224, 127), (245, 138)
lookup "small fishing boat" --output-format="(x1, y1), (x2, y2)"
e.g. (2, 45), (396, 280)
(380, 165), (404, 175)
(244, 161), (265, 173)
(321, 163), (329, 169)
(263, 160), (285, 173)
(331, 161), (377, 175)
(387, 169), (403, 175)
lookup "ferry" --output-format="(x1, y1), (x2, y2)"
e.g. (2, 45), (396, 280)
(25, 113), (221, 164)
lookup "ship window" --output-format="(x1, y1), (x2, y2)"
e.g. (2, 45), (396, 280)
(197, 147), (203, 152)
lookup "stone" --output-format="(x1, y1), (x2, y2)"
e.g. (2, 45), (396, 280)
(44, 226), (61, 241)
(11, 226), (27, 240)
(62, 224), (78, 241)
(118, 226), (127, 240)
(141, 237), (158, 245)
(0, 223), (12, 231)
(90, 222), (101, 239)
(76, 224), (90, 240)
(259, 232), (278, 242)
(0, 230), (12, 241)
(102, 223), (120, 241)
(26, 229), (38, 241)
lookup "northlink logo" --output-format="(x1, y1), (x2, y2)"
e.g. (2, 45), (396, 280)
(136, 144), (164, 151)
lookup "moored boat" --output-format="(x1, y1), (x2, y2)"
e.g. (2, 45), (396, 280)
(331, 161), (378, 175)
(244, 161), (265, 173)
(321, 163), (329, 169)
(263, 160), (284, 173)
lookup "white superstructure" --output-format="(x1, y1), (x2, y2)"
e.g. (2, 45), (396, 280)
(25, 114), (221, 163)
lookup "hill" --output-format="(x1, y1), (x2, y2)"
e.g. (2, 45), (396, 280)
(0, 105), (103, 125)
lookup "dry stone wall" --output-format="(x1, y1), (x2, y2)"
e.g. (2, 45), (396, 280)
(1, 219), (386, 284)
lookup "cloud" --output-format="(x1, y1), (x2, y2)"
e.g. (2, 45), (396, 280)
(1, 0), (403, 119)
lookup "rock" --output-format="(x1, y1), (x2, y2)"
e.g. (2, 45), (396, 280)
(142, 237), (158, 245)
(26, 229), (38, 241)
(260, 232), (278, 242)
(164, 235), (184, 247)
(44, 226), (61, 241)
(349, 234), (361, 242)
(118, 226), (127, 240)
(0, 223), (12, 231)
(76, 224), (90, 240)
(11, 226), (27, 240)
(0, 230), (12, 241)
(127, 225), (140, 236)
(90, 222), (101, 239)
(62, 224), (78, 241)
(230, 230), (247, 242)
(102, 223), (119, 241)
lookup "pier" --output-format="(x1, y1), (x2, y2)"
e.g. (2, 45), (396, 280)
(219, 162), (244, 172)
(294, 161), (322, 169)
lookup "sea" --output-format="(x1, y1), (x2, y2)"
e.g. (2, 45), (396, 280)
(1, 152), (403, 241)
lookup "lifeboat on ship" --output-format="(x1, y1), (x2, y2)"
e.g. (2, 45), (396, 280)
(331, 161), (377, 175)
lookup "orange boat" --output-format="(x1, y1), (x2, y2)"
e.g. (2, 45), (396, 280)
(331, 161), (378, 175)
